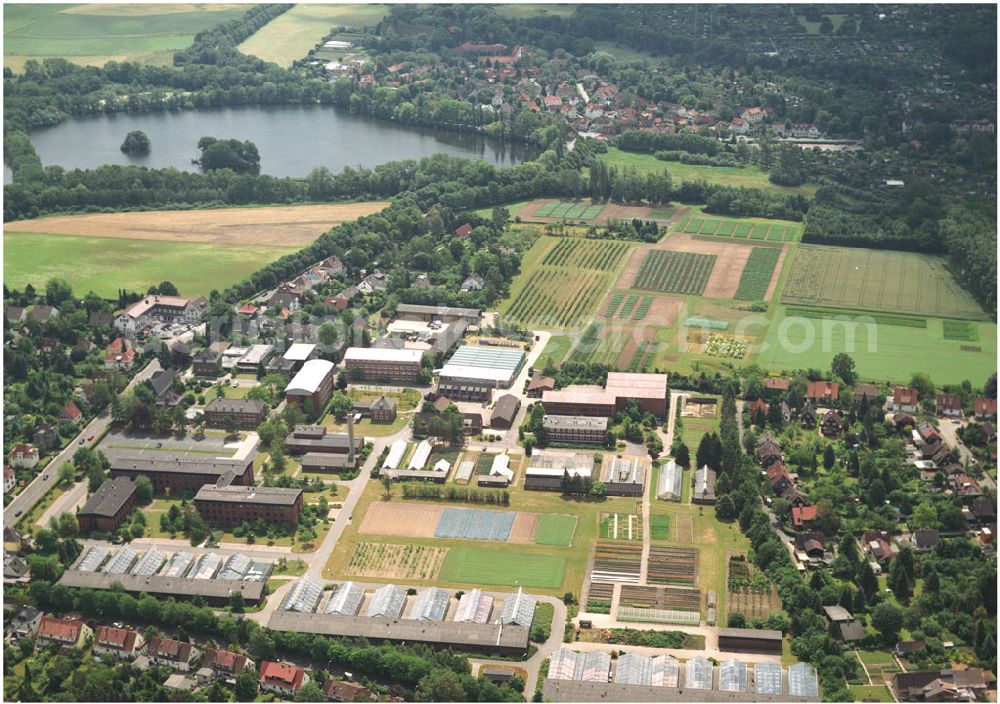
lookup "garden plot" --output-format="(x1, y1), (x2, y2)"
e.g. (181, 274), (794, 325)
(679, 213), (801, 242)
(726, 554), (783, 621)
(647, 545), (699, 586)
(674, 515), (694, 543)
(599, 512), (643, 541)
(528, 200), (606, 221)
(507, 512), (539, 545)
(591, 541), (643, 583)
(734, 247), (782, 300)
(633, 251), (716, 295)
(346, 542), (447, 581)
(359, 502), (441, 538)
(619, 584), (702, 612)
(702, 335), (749, 359)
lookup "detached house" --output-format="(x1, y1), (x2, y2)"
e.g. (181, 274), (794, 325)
(36, 616), (90, 650)
(105, 338), (136, 371)
(975, 397), (997, 420)
(259, 661), (307, 698)
(93, 625), (144, 660)
(202, 648), (253, 683)
(59, 401), (82, 425)
(936, 393), (963, 418)
(8, 443), (39, 470)
(792, 505), (818, 529)
(821, 410), (844, 438)
(806, 381), (839, 404)
(888, 386), (920, 414)
(146, 635), (200, 672)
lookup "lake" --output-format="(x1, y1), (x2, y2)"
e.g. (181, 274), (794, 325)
(7, 104), (538, 183)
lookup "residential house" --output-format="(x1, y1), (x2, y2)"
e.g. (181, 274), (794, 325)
(146, 635), (200, 672)
(105, 338), (136, 370)
(4, 306), (27, 325)
(936, 393), (963, 417)
(800, 405), (817, 429)
(853, 384), (881, 406)
(863, 530), (897, 563)
(93, 626), (144, 660)
(202, 648), (253, 682)
(324, 679), (372, 702)
(767, 461), (793, 495)
(911, 528), (941, 552)
(747, 399), (768, 423)
(192, 348), (222, 377)
(893, 641), (926, 659)
(763, 378), (789, 396)
(730, 117), (749, 135)
(892, 668), (991, 702)
(4, 467), (16, 494)
(461, 274), (485, 291)
(888, 386), (920, 413)
(454, 223), (473, 238)
(150, 368), (182, 407)
(358, 272), (389, 294)
(779, 401), (792, 424)
(8, 443), (39, 470)
(31, 305), (59, 323)
(969, 496), (996, 523)
(36, 616), (90, 650)
(259, 661), (307, 698)
(822, 606), (865, 643)
(59, 400), (82, 425)
(8, 606), (42, 643)
(4, 554), (29, 580)
(527, 373), (555, 398)
(741, 106), (764, 123)
(806, 381), (839, 403)
(821, 410), (844, 438)
(757, 435), (783, 467)
(975, 397), (997, 420)
(792, 505), (818, 529)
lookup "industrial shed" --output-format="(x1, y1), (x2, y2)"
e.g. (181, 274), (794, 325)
(717, 627), (784, 655)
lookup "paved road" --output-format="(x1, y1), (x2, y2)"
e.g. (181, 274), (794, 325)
(3, 360), (160, 528)
(36, 480), (88, 529)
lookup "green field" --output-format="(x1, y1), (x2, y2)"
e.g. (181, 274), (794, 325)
(4, 3), (247, 71)
(847, 685), (893, 702)
(598, 147), (817, 197)
(679, 212), (801, 243)
(502, 237), (632, 329)
(782, 245), (987, 320)
(533, 201), (605, 220)
(3, 231), (297, 298)
(734, 247), (782, 300)
(238, 4), (386, 67)
(568, 323), (632, 367)
(758, 305), (998, 385)
(536, 334), (574, 369)
(649, 514), (670, 541)
(439, 547), (566, 589)
(534, 515), (578, 547)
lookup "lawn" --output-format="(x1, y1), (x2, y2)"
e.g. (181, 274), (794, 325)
(758, 305), (998, 385)
(439, 547), (566, 589)
(237, 4), (386, 66)
(598, 147), (817, 197)
(534, 515), (578, 547)
(473, 199), (537, 220)
(3, 232), (297, 298)
(536, 334), (574, 370)
(4, 3), (247, 71)
(856, 650), (896, 667)
(781, 245), (987, 320)
(847, 685), (893, 702)
(649, 514), (670, 540)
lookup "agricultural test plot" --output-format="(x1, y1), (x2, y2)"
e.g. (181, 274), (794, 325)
(943, 319), (980, 341)
(680, 213), (800, 242)
(569, 324), (632, 367)
(440, 548), (566, 589)
(542, 238), (631, 270)
(346, 542), (447, 581)
(649, 514), (670, 541)
(633, 250), (717, 295)
(435, 508), (515, 541)
(726, 554), (782, 621)
(734, 247), (782, 300)
(587, 582), (614, 612)
(504, 268), (613, 328)
(673, 515), (694, 543)
(534, 515), (578, 547)
(647, 545), (699, 586)
(359, 502), (442, 538)
(781, 245), (987, 319)
(599, 512), (643, 541)
(619, 584), (702, 612)
(591, 540), (644, 583)
(531, 201), (606, 221)
(702, 335), (749, 359)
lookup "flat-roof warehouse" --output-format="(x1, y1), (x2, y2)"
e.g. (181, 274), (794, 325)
(438, 345), (526, 388)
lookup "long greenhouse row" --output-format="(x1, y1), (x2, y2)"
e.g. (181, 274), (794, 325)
(74, 545), (273, 583)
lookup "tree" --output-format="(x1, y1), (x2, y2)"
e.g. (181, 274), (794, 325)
(229, 591), (245, 613)
(45, 278), (73, 306)
(909, 372), (935, 400)
(329, 392), (353, 419)
(381, 474), (393, 499)
(295, 681), (325, 702)
(871, 603), (903, 644)
(120, 130), (151, 155)
(831, 353), (856, 384)
(224, 415), (240, 438)
(647, 433), (663, 457)
(317, 322), (339, 349)
(134, 475), (154, 505)
(58, 461), (75, 485)
(673, 440), (690, 467)
(823, 445), (835, 470)
(235, 667), (259, 702)
(415, 669), (466, 702)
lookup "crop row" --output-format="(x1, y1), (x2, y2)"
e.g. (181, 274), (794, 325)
(632, 296), (653, 320)
(618, 294), (639, 318)
(543, 238), (630, 271)
(634, 250), (716, 295)
(734, 247), (781, 300)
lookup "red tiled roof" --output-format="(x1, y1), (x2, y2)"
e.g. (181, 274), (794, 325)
(38, 616), (82, 642)
(764, 378), (789, 390)
(792, 505), (818, 527)
(148, 635), (193, 662)
(95, 625), (139, 652)
(454, 223), (473, 238)
(976, 397), (997, 415)
(239, 304), (258, 315)
(205, 648), (248, 674)
(260, 661), (305, 690)
(893, 386), (919, 405)
(806, 381), (839, 401)
(60, 401), (82, 421)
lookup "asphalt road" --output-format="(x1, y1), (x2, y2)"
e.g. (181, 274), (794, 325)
(3, 360), (160, 529)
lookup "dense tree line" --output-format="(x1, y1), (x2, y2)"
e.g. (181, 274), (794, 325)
(619, 130), (722, 156)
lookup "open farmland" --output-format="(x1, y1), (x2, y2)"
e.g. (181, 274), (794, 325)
(502, 236), (632, 329)
(633, 251), (717, 295)
(679, 212), (801, 242)
(3, 232), (297, 299)
(4, 202), (389, 246)
(237, 4), (387, 66)
(439, 548), (565, 589)
(734, 247), (783, 300)
(4, 4), (247, 71)
(531, 200), (606, 221)
(781, 245), (988, 319)
(759, 305), (998, 385)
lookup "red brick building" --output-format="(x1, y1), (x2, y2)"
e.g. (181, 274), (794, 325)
(194, 484), (303, 529)
(110, 455), (252, 495)
(77, 477), (138, 533)
(203, 398), (267, 429)
(284, 359), (336, 415)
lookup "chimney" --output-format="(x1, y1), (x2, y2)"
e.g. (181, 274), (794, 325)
(347, 412), (356, 467)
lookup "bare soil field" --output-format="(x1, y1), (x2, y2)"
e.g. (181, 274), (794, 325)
(359, 502), (442, 539)
(617, 234), (787, 300)
(345, 542), (447, 581)
(4, 202), (389, 247)
(508, 512), (539, 544)
(674, 515), (694, 543)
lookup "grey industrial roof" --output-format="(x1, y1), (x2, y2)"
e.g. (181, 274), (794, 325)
(110, 455), (251, 476)
(492, 394), (521, 422)
(79, 477), (137, 518)
(267, 610), (530, 652)
(194, 484), (302, 506)
(543, 415), (609, 431)
(718, 627), (784, 641)
(204, 398), (266, 415)
(301, 453), (356, 469)
(57, 569), (265, 602)
(542, 678), (818, 702)
(396, 304), (481, 318)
